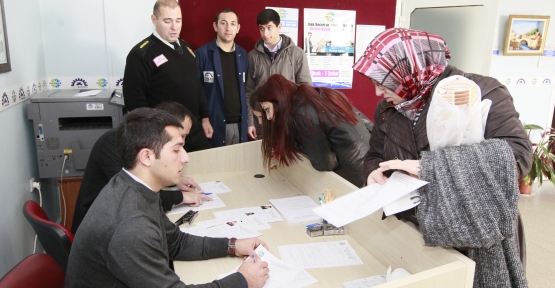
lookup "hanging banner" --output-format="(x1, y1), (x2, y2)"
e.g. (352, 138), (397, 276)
(266, 7), (299, 46)
(304, 8), (356, 89)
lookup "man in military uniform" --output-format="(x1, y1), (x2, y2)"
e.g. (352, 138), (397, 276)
(123, 0), (213, 152)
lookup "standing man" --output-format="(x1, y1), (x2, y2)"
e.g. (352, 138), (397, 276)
(195, 9), (248, 147)
(246, 8), (312, 140)
(123, 0), (213, 152)
(65, 108), (269, 288)
(304, 32), (313, 53)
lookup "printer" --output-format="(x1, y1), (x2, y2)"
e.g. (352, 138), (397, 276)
(27, 89), (124, 178)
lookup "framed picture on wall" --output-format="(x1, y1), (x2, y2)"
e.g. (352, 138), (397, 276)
(0, 0), (10, 73)
(503, 15), (550, 56)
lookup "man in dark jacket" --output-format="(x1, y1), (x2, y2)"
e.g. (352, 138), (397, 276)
(196, 9), (248, 147)
(123, 0), (213, 152)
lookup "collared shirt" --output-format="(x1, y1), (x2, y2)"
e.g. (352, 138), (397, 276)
(216, 40), (235, 52)
(153, 30), (181, 50)
(122, 168), (154, 191)
(264, 36), (282, 52)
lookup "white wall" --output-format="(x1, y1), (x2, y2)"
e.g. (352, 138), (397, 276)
(0, 0), (47, 278)
(490, 0), (555, 130)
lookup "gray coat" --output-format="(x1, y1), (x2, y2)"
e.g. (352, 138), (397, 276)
(246, 34), (312, 127)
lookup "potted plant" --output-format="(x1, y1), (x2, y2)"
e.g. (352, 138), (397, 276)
(520, 124), (555, 194)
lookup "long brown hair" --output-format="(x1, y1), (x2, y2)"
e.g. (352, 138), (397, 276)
(252, 74), (358, 170)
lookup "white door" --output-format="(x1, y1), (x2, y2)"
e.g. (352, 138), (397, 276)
(396, 0), (499, 75)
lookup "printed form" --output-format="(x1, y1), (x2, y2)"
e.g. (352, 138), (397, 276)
(278, 240), (363, 269)
(167, 194), (226, 215)
(313, 172), (428, 227)
(269, 196), (321, 223)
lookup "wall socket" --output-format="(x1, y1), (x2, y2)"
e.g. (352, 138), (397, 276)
(29, 177), (35, 192)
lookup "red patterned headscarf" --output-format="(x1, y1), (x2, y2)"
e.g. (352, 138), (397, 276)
(353, 28), (451, 120)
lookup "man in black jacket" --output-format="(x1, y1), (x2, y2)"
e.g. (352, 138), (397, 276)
(123, 0), (213, 152)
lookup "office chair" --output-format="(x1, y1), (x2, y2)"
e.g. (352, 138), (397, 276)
(0, 253), (65, 288)
(23, 200), (74, 272)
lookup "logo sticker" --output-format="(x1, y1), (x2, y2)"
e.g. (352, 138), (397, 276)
(116, 78), (124, 87)
(203, 71), (214, 83)
(19, 88), (25, 100)
(33, 83), (38, 93)
(153, 54), (168, 67)
(86, 103), (104, 110)
(50, 78), (62, 88)
(71, 78), (88, 88)
(96, 78), (108, 88)
(11, 90), (16, 103)
(1, 92), (9, 107)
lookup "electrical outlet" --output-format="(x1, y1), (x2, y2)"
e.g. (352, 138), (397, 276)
(29, 177), (35, 192)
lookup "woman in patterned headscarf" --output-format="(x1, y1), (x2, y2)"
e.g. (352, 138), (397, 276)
(353, 28), (532, 287)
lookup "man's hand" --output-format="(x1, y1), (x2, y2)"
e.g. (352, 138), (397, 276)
(367, 169), (388, 185)
(201, 118), (214, 139)
(377, 159), (420, 178)
(234, 238), (268, 257)
(237, 254), (269, 288)
(177, 176), (203, 193)
(181, 192), (212, 207)
(248, 126), (258, 140)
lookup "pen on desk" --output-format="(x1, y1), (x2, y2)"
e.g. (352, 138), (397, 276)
(318, 197), (324, 206)
(203, 192), (212, 195)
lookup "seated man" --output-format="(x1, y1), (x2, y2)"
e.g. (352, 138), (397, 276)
(65, 107), (269, 287)
(71, 102), (211, 234)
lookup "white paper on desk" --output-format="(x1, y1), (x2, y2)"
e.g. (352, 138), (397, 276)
(214, 206), (283, 223)
(218, 245), (317, 288)
(383, 190), (420, 216)
(167, 194), (226, 215)
(342, 266), (411, 288)
(73, 90), (102, 97)
(269, 196), (321, 223)
(313, 172), (428, 227)
(181, 221), (261, 239)
(279, 240), (363, 269)
(195, 216), (271, 231)
(199, 181), (232, 194)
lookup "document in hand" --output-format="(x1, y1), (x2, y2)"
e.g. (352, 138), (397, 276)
(312, 172), (428, 227)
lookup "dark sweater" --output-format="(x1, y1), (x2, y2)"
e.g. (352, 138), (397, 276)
(218, 47), (241, 123)
(71, 129), (184, 234)
(65, 171), (247, 288)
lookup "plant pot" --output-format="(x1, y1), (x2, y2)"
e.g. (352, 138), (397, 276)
(519, 180), (533, 195)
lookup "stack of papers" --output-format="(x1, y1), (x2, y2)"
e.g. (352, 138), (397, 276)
(167, 194), (226, 215)
(342, 266), (411, 288)
(214, 206), (284, 223)
(179, 205), (282, 239)
(219, 245), (318, 288)
(313, 172), (428, 227)
(269, 196), (321, 223)
(278, 240), (363, 269)
(199, 181), (232, 194)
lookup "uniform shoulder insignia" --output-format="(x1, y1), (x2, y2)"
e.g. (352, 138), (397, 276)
(134, 39), (154, 55)
(179, 39), (196, 58)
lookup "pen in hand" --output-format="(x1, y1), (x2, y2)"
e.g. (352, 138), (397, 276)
(250, 254), (257, 262)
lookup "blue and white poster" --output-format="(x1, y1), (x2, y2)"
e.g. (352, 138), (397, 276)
(304, 8), (356, 89)
(267, 7), (299, 46)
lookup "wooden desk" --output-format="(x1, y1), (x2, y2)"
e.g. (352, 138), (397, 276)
(170, 141), (474, 287)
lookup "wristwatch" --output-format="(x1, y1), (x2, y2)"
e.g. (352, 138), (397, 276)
(227, 237), (237, 256)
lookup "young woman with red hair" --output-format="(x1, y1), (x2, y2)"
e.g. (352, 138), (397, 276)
(250, 74), (371, 187)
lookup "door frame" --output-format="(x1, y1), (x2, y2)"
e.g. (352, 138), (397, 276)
(395, 0), (499, 76)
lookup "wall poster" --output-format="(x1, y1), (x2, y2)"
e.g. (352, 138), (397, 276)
(267, 7), (299, 46)
(304, 9), (356, 89)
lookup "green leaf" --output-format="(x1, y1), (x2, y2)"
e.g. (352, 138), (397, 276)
(524, 124), (544, 130)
